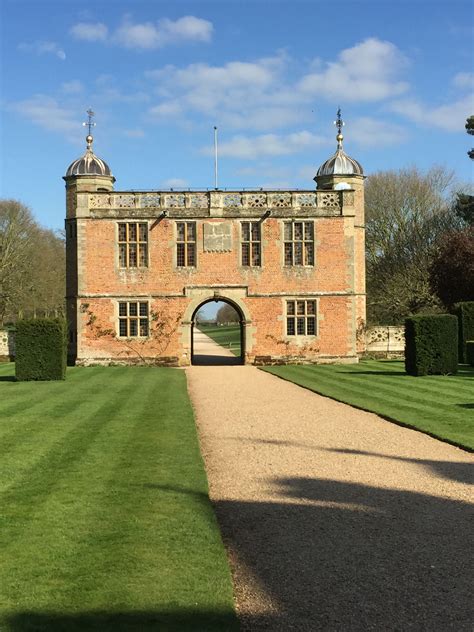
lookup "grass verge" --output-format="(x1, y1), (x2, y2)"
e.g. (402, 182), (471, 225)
(0, 363), (238, 632)
(261, 360), (474, 451)
(197, 325), (241, 356)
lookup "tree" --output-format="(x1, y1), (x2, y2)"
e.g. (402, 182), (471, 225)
(429, 227), (474, 307)
(0, 199), (65, 326)
(466, 115), (474, 160)
(453, 192), (474, 226)
(365, 166), (461, 324)
(216, 302), (239, 325)
(0, 200), (36, 326)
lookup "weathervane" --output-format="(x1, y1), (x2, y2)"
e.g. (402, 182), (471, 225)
(83, 108), (96, 149)
(334, 107), (344, 147)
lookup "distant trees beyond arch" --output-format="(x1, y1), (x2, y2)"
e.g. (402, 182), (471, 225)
(216, 302), (239, 325)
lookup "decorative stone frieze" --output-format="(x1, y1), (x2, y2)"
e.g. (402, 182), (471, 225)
(140, 194), (161, 208)
(319, 192), (341, 210)
(113, 194), (136, 208)
(365, 326), (404, 355)
(223, 193), (242, 208)
(188, 193), (208, 208)
(245, 193), (267, 208)
(86, 189), (349, 215)
(269, 192), (291, 208)
(165, 194), (185, 208)
(296, 193), (317, 207)
(89, 193), (111, 209)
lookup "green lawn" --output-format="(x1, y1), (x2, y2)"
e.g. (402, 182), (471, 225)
(197, 325), (241, 356)
(0, 363), (238, 632)
(261, 360), (474, 451)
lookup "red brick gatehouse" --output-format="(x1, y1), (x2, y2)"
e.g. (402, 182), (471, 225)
(65, 112), (365, 366)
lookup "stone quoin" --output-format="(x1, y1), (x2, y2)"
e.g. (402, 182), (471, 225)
(64, 109), (366, 366)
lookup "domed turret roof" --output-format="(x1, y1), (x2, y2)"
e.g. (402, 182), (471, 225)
(65, 108), (113, 178)
(316, 146), (363, 177)
(65, 138), (112, 178)
(315, 109), (363, 178)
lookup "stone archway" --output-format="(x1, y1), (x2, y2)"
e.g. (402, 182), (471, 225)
(191, 297), (245, 365)
(180, 289), (252, 365)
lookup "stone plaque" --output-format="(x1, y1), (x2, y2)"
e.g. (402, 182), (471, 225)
(203, 222), (232, 252)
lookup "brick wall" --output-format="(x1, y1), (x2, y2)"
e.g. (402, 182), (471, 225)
(66, 186), (365, 365)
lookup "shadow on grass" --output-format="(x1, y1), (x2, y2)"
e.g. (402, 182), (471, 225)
(337, 370), (407, 376)
(458, 403), (474, 409)
(4, 610), (240, 632)
(338, 365), (474, 378)
(0, 376), (16, 382)
(4, 478), (473, 631)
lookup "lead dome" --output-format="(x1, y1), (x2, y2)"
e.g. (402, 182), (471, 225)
(315, 109), (363, 178)
(65, 137), (112, 177)
(65, 109), (113, 178)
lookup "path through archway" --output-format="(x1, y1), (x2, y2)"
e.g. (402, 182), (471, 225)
(192, 299), (245, 365)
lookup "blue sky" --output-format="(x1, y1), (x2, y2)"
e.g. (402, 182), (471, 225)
(1, 0), (473, 231)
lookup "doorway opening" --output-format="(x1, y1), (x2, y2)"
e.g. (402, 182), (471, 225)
(191, 299), (245, 365)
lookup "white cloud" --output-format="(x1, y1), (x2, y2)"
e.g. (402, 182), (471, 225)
(390, 95), (474, 132)
(146, 41), (410, 133)
(453, 72), (474, 90)
(9, 95), (78, 137)
(298, 38), (409, 102)
(146, 53), (300, 130)
(18, 40), (66, 60)
(113, 15), (212, 50)
(161, 178), (189, 188)
(61, 80), (84, 94)
(123, 129), (145, 138)
(200, 131), (328, 160)
(69, 15), (212, 50)
(96, 87), (150, 104)
(149, 101), (184, 118)
(70, 22), (108, 41)
(349, 117), (408, 147)
(235, 165), (292, 179)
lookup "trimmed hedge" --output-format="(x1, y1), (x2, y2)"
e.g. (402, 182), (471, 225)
(466, 341), (474, 367)
(454, 302), (474, 363)
(405, 314), (458, 376)
(15, 318), (67, 381)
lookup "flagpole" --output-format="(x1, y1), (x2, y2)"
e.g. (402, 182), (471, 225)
(214, 126), (218, 190)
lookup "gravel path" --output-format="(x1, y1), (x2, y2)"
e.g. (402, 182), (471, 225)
(192, 329), (240, 366)
(186, 354), (474, 631)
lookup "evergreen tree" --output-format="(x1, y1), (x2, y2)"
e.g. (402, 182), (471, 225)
(466, 115), (474, 160)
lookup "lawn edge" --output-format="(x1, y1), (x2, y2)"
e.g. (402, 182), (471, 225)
(259, 367), (473, 453)
(184, 370), (240, 619)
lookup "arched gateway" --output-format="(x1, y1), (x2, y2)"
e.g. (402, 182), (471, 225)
(64, 110), (366, 367)
(189, 297), (247, 365)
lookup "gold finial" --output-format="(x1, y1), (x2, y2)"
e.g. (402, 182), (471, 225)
(83, 108), (96, 149)
(334, 107), (344, 148)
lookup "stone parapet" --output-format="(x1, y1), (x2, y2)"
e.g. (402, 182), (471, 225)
(82, 189), (355, 218)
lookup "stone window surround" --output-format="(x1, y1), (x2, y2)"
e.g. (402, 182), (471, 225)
(117, 221), (149, 269)
(117, 300), (149, 338)
(282, 220), (315, 267)
(282, 296), (319, 339)
(175, 221), (197, 268)
(240, 220), (262, 267)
